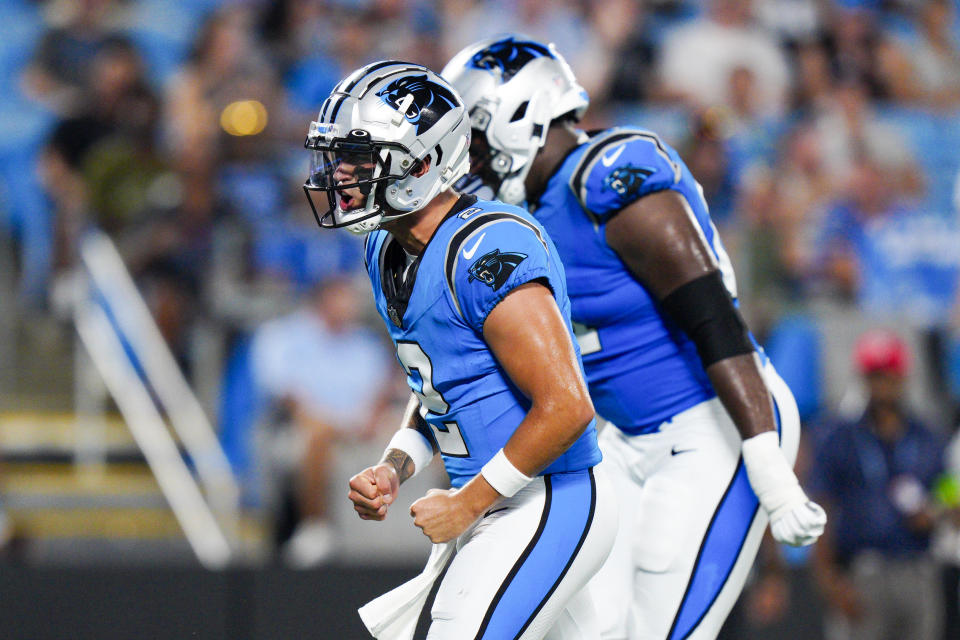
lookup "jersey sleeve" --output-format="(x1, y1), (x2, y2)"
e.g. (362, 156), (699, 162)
(447, 216), (555, 332)
(570, 132), (683, 223)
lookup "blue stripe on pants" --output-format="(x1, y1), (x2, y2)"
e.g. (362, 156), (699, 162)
(475, 469), (596, 640)
(667, 397), (784, 639)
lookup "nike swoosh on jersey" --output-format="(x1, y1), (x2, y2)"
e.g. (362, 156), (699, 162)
(670, 446), (695, 456)
(600, 144), (626, 167)
(462, 232), (486, 259)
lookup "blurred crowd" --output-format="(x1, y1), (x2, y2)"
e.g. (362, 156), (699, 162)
(2, 0), (957, 387)
(2, 0), (960, 635)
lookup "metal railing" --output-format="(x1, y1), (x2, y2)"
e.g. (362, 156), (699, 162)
(72, 230), (238, 568)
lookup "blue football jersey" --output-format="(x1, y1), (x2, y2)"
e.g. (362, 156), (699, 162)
(533, 127), (763, 434)
(364, 194), (601, 487)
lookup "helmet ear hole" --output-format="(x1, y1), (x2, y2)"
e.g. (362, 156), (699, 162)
(410, 156), (431, 177)
(510, 101), (529, 122)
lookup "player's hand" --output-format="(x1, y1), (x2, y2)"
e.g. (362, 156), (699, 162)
(742, 432), (827, 546)
(410, 488), (478, 543)
(348, 463), (399, 521)
(769, 499), (827, 546)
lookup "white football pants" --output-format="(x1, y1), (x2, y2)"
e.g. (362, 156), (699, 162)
(590, 364), (800, 640)
(427, 467), (617, 640)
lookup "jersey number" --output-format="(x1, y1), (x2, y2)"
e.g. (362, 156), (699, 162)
(396, 341), (469, 457)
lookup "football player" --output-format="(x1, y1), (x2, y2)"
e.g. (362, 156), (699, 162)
(443, 38), (827, 640)
(304, 62), (616, 639)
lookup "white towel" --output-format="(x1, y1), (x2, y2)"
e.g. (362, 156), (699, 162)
(358, 542), (455, 639)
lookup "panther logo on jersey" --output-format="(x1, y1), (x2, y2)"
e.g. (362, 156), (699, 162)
(376, 75), (459, 135)
(603, 164), (655, 198)
(468, 249), (527, 290)
(467, 38), (553, 82)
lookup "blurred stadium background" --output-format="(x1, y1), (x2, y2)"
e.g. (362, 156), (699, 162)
(0, 0), (959, 638)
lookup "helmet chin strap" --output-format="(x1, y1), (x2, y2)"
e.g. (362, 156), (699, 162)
(493, 129), (547, 205)
(496, 154), (535, 205)
(498, 176), (526, 205)
(358, 176), (422, 232)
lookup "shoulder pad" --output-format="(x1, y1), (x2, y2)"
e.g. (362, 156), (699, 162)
(569, 128), (683, 223)
(443, 211), (551, 325)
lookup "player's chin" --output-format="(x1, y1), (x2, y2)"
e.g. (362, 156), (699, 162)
(425, 531), (453, 544)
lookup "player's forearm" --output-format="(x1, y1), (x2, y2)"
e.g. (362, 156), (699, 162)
(381, 448), (416, 485)
(481, 281), (595, 490)
(379, 393), (438, 485)
(501, 398), (594, 477)
(604, 193), (766, 438)
(456, 396), (593, 519)
(705, 353), (777, 440)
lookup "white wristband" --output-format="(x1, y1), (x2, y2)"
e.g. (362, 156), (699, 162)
(481, 449), (533, 498)
(384, 428), (435, 479)
(741, 431), (807, 519)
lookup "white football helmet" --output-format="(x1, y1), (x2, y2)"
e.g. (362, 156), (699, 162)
(442, 36), (588, 204)
(304, 61), (471, 234)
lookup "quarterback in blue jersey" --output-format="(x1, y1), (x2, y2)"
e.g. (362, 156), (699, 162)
(444, 38), (827, 640)
(304, 61), (616, 639)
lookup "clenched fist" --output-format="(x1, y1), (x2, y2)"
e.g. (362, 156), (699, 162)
(349, 463), (400, 521)
(769, 499), (827, 546)
(410, 488), (476, 543)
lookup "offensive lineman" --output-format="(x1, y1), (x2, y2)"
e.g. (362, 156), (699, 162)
(304, 61), (616, 638)
(443, 37), (827, 640)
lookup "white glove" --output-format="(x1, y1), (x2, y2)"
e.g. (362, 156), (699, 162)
(742, 432), (827, 546)
(769, 500), (827, 546)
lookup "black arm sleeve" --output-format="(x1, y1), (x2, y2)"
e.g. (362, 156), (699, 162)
(658, 270), (754, 367)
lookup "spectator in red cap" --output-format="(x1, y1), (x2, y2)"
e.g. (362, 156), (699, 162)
(854, 328), (910, 377)
(809, 328), (947, 640)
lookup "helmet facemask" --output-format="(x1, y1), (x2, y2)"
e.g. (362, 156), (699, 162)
(303, 125), (419, 235)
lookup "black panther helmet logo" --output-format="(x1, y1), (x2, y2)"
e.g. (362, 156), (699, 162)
(603, 164), (654, 197)
(468, 249), (528, 290)
(467, 38), (553, 82)
(376, 74), (459, 135)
